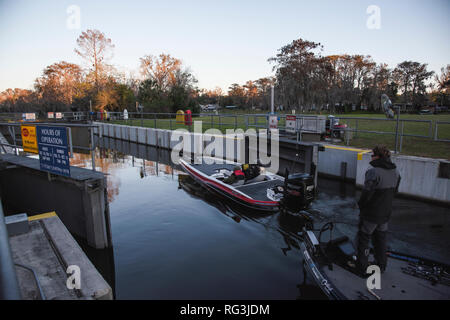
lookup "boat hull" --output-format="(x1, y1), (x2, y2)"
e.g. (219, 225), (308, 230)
(180, 160), (280, 212)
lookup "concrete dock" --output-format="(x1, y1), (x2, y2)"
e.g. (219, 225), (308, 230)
(0, 153), (112, 249)
(8, 212), (112, 300)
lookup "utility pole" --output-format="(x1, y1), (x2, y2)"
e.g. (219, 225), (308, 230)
(271, 85), (274, 114)
(89, 100), (92, 122)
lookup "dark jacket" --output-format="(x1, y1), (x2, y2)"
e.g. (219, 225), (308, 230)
(358, 158), (401, 224)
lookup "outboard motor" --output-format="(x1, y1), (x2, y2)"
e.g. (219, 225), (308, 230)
(281, 171), (315, 212)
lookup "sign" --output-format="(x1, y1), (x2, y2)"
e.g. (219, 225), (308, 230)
(22, 113), (36, 121)
(37, 126), (70, 177)
(286, 115), (297, 133)
(48, 112), (54, 119)
(21, 125), (38, 154)
(55, 112), (63, 119)
(269, 115), (278, 129)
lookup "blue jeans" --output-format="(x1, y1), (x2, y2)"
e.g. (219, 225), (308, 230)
(355, 219), (388, 272)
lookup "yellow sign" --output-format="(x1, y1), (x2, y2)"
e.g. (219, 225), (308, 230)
(176, 110), (185, 124)
(21, 125), (38, 154)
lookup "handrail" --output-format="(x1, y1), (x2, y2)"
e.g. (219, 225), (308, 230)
(0, 198), (22, 300)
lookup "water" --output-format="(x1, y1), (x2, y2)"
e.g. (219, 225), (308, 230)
(112, 164), (315, 299)
(71, 141), (450, 300)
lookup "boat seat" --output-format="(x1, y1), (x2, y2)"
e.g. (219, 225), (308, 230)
(245, 174), (267, 184)
(231, 180), (245, 187)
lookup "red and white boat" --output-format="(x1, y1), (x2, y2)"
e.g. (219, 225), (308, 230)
(179, 158), (315, 212)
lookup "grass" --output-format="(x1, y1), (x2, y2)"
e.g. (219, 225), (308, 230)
(107, 112), (450, 160)
(335, 114), (450, 159)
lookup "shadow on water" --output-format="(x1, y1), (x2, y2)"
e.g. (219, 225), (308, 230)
(71, 234), (116, 299)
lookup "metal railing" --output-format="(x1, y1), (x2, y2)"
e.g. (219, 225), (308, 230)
(332, 116), (436, 152)
(434, 121), (450, 142)
(0, 112), (89, 123)
(0, 198), (22, 300)
(336, 117), (433, 139)
(96, 111), (324, 133)
(2, 111), (448, 151)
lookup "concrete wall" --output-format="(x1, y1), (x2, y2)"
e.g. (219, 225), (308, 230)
(136, 128), (145, 144)
(129, 126), (137, 142)
(356, 153), (450, 204)
(95, 123), (319, 179)
(0, 154), (111, 249)
(96, 123), (449, 204)
(318, 145), (370, 181)
(121, 125), (129, 141)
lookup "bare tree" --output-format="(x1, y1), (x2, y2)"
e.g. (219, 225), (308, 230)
(74, 29), (115, 91)
(139, 54), (182, 91)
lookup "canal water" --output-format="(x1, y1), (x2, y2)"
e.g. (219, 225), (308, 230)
(71, 139), (450, 300)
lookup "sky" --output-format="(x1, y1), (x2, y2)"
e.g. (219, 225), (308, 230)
(0, 0), (449, 92)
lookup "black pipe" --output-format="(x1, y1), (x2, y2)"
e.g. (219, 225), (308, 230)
(0, 199), (22, 300)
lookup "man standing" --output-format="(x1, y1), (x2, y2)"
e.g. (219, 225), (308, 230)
(356, 145), (401, 275)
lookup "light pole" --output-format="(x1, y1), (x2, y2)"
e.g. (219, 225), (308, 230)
(394, 106), (400, 154)
(271, 85), (274, 114)
(381, 94), (400, 153)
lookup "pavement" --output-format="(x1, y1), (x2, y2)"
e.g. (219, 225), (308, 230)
(8, 212), (112, 300)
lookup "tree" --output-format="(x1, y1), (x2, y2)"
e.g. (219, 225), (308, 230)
(228, 83), (246, 107)
(137, 79), (164, 111)
(243, 80), (258, 109)
(197, 87), (224, 105)
(95, 86), (119, 112)
(269, 38), (324, 111)
(0, 88), (37, 112)
(34, 61), (84, 111)
(255, 77), (275, 110)
(139, 54), (182, 91)
(361, 63), (392, 111)
(74, 29), (115, 91)
(137, 55), (197, 113)
(434, 65), (450, 106)
(393, 61), (434, 109)
(115, 83), (136, 111)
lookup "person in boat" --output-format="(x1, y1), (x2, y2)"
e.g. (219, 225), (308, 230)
(242, 164), (261, 181)
(355, 145), (401, 275)
(223, 165), (245, 185)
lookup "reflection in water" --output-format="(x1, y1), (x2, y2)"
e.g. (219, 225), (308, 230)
(71, 147), (175, 203)
(178, 173), (326, 299)
(68, 137), (449, 299)
(70, 139), (327, 298)
(69, 138), (352, 299)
